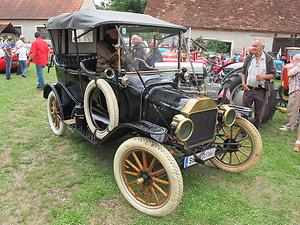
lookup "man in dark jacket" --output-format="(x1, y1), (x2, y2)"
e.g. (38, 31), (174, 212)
(241, 38), (276, 128)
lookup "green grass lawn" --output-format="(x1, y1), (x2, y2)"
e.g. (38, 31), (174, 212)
(0, 65), (299, 225)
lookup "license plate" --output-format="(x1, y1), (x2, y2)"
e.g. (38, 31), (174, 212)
(183, 147), (216, 169)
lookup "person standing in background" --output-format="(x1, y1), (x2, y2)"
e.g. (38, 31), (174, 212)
(15, 43), (28, 78)
(241, 38), (276, 129)
(27, 32), (49, 90)
(2, 36), (13, 80)
(16, 35), (26, 75)
(0, 37), (4, 48)
(279, 54), (300, 132)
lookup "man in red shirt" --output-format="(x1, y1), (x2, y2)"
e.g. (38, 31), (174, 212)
(27, 32), (49, 90)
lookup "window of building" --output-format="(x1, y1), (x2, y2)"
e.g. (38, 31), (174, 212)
(13, 25), (22, 35)
(36, 26), (51, 40)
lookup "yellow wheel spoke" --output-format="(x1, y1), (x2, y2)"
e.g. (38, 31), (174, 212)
(237, 135), (249, 143)
(153, 182), (168, 198)
(151, 168), (166, 176)
(241, 144), (252, 148)
(152, 177), (169, 185)
(219, 152), (227, 161)
(145, 187), (150, 203)
(142, 151), (147, 169)
(233, 127), (242, 139)
(125, 159), (140, 172)
(132, 152), (143, 170)
(124, 170), (138, 177)
(229, 153), (232, 164)
(148, 157), (156, 171)
(135, 185), (143, 196)
(150, 186), (159, 204)
(238, 149), (249, 157)
(234, 152), (242, 164)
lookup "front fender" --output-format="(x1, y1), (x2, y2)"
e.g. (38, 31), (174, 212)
(101, 120), (168, 144)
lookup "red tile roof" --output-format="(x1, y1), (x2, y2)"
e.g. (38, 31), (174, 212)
(145, 0), (300, 34)
(0, 0), (84, 20)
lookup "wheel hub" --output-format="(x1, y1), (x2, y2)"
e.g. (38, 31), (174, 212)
(224, 138), (240, 152)
(139, 171), (152, 186)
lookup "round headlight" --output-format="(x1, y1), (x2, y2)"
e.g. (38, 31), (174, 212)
(171, 114), (194, 142)
(221, 105), (236, 127)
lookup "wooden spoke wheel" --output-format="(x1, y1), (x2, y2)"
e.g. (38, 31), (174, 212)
(47, 91), (65, 136)
(210, 116), (262, 173)
(114, 137), (183, 217)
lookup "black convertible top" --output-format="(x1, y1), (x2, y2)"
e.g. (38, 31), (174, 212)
(46, 9), (186, 32)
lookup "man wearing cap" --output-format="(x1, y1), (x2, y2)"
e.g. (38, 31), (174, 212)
(27, 32), (49, 90)
(2, 36), (13, 80)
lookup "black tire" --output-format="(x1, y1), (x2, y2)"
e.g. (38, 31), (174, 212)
(219, 74), (278, 124)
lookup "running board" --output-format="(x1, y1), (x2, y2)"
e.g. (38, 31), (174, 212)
(64, 120), (99, 145)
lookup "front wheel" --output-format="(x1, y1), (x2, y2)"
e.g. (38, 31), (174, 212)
(113, 137), (183, 217)
(210, 116), (262, 173)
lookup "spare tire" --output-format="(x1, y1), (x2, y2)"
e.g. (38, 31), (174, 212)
(84, 78), (119, 140)
(219, 74), (278, 124)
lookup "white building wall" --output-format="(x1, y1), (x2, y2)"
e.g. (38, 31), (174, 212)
(11, 20), (48, 42)
(189, 29), (291, 55)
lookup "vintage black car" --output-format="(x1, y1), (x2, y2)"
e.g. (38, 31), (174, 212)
(44, 9), (262, 217)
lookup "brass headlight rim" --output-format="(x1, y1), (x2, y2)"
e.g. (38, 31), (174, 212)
(223, 108), (236, 127)
(175, 118), (194, 142)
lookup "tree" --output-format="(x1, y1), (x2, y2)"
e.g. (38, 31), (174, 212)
(108, 0), (148, 13)
(195, 37), (230, 53)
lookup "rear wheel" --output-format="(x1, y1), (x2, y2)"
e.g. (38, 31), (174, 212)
(114, 137), (183, 217)
(210, 116), (262, 173)
(47, 91), (66, 136)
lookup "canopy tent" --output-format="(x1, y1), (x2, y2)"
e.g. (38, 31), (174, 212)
(46, 9), (186, 32)
(0, 21), (19, 35)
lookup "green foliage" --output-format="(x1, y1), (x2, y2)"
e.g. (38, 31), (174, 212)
(108, 0), (148, 13)
(195, 36), (231, 53)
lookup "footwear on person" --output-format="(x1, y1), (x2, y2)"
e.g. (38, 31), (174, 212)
(279, 125), (294, 131)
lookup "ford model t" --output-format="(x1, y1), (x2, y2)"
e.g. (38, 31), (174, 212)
(44, 10), (262, 217)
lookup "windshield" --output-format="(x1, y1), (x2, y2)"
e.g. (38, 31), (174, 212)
(287, 49), (300, 58)
(117, 25), (182, 73)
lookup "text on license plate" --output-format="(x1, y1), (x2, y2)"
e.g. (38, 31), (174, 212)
(183, 147), (216, 168)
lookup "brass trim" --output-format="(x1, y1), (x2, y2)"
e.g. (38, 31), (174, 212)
(172, 114), (194, 142)
(219, 104), (236, 127)
(181, 98), (217, 117)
